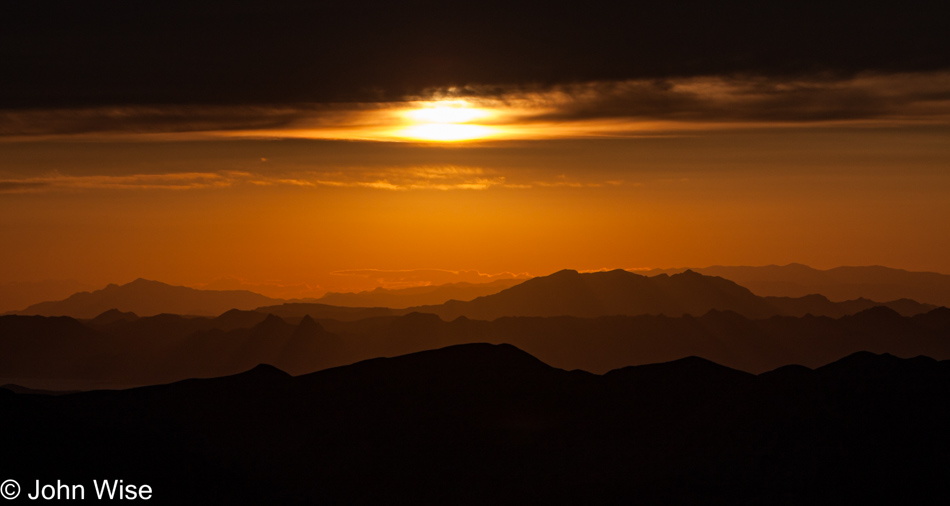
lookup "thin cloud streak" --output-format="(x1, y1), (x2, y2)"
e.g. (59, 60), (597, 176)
(0, 172), (235, 192)
(0, 167), (626, 193)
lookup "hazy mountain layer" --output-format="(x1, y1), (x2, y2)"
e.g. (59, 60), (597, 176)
(314, 278), (522, 308)
(0, 279), (95, 314)
(9, 267), (943, 320)
(9, 278), (282, 318)
(7, 278), (522, 318)
(3, 306), (948, 389)
(252, 303), (396, 321)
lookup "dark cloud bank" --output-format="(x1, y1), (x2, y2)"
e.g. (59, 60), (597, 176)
(2, 0), (948, 109)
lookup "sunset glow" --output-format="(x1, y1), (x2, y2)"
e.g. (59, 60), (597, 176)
(1, 3), (949, 303)
(4, 4), (950, 505)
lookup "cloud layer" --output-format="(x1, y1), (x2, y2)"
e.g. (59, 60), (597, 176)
(3, 73), (948, 141)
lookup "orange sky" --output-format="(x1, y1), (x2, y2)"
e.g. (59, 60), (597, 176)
(2, 78), (950, 299)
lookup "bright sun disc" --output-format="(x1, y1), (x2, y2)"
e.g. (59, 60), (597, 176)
(396, 100), (499, 142)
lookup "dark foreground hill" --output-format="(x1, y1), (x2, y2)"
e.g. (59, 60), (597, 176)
(2, 307), (949, 389)
(3, 344), (949, 505)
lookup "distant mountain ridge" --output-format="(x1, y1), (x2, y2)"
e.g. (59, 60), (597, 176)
(764, 294), (935, 318)
(644, 264), (950, 306)
(8, 277), (522, 318)
(0, 279), (96, 315)
(405, 269), (776, 319)
(9, 278), (283, 318)
(400, 269), (936, 320)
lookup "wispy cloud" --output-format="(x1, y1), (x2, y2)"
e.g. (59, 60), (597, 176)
(0, 167), (625, 194)
(0, 181), (51, 192)
(295, 167), (510, 191)
(530, 176), (627, 188)
(0, 172), (235, 193)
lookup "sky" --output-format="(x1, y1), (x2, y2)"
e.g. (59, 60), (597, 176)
(1, 1), (949, 300)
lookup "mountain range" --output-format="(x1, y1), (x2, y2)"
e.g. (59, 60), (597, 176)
(4, 268), (946, 388)
(4, 344), (949, 505)
(9, 265), (950, 319)
(5, 266), (949, 503)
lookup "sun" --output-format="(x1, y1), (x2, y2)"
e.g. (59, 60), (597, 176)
(395, 100), (500, 142)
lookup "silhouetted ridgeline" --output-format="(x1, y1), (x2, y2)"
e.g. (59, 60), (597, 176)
(3, 344), (949, 505)
(2, 306), (949, 389)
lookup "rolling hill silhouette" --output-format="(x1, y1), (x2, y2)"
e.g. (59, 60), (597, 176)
(3, 344), (949, 505)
